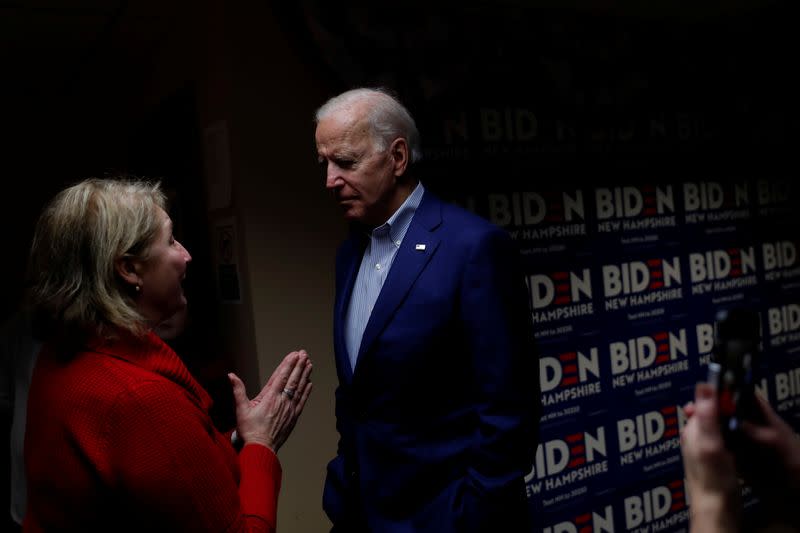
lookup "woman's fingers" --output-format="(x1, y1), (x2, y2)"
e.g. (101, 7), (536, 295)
(281, 351), (309, 397)
(295, 381), (313, 414)
(290, 361), (314, 413)
(297, 359), (313, 390)
(266, 351), (300, 391)
(228, 373), (249, 409)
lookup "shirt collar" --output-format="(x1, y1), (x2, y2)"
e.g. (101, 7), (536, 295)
(374, 182), (425, 245)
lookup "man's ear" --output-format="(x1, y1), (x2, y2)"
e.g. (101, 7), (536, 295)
(115, 255), (141, 288)
(390, 137), (409, 177)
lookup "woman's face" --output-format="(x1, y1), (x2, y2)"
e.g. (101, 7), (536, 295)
(136, 207), (192, 325)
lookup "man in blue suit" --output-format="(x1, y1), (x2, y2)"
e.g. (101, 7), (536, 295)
(315, 88), (539, 532)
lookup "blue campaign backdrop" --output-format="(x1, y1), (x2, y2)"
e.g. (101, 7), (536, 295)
(465, 179), (797, 532)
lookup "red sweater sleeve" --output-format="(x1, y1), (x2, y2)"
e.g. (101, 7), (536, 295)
(238, 444), (282, 531)
(107, 380), (281, 532)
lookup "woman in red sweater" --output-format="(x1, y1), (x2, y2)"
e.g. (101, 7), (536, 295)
(23, 178), (312, 532)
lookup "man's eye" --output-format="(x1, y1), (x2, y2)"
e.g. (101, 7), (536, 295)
(335, 159), (355, 169)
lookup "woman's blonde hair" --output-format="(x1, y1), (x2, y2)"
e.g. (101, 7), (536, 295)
(28, 177), (166, 339)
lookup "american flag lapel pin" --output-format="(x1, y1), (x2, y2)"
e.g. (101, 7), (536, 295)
(415, 244), (426, 251)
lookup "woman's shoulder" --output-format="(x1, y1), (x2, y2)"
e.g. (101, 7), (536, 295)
(36, 337), (184, 404)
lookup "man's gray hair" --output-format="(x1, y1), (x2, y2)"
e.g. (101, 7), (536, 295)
(315, 88), (423, 164)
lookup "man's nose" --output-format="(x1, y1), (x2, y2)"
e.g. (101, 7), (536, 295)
(325, 164), (341, 189)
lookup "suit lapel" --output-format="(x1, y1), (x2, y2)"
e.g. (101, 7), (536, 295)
(335, 234), (366, 384)
(354, 193), (443, 375)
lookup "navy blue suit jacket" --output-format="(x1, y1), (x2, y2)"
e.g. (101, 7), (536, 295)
(323, 191), (539, 532)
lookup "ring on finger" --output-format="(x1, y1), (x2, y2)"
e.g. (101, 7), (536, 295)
(282, 388), (296, 399)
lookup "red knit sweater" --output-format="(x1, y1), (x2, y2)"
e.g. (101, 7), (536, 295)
(24, 331), (281, 532)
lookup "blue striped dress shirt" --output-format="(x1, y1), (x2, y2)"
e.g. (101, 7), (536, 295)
(345, 183), (425, 371)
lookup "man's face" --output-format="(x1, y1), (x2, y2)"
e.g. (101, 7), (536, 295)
(315, 107), (400, 226)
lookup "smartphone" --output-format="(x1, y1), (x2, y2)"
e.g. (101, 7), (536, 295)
(709, 307), (761, 445)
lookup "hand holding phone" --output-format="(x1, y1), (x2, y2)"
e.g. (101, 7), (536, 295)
(709, 307), (762, 446)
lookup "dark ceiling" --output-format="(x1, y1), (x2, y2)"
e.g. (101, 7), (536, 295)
(1, 0), (187, 97)
(1, 0), (788, 96)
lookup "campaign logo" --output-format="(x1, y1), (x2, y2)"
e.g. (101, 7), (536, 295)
(595, 185), (677, 233)
(694, 322), (715, 366)
(525, 426), (609, 497)
(683, 180), (750, 224)
(609, 329), (690, 389)
(766, 304), (800, 348)
(622, 479), (688, 532)
(540, 506), (615, 533)
(774, 366), (800, 413)
(489, 191), (587, 241)
(478, 107), (538, 143)
(529, 269), (594, 325)
(602, 257), (683, 311)
(617, 405), (685, 467)
(762, 241), (800, 283)
(757, 178), (793, 217)
(540, 348), (603, 411)
(688, 247), (758, 295)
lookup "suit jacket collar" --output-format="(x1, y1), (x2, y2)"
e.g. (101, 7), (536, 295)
(334, 234), (366, 383)
(337, 191), (444, 382)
